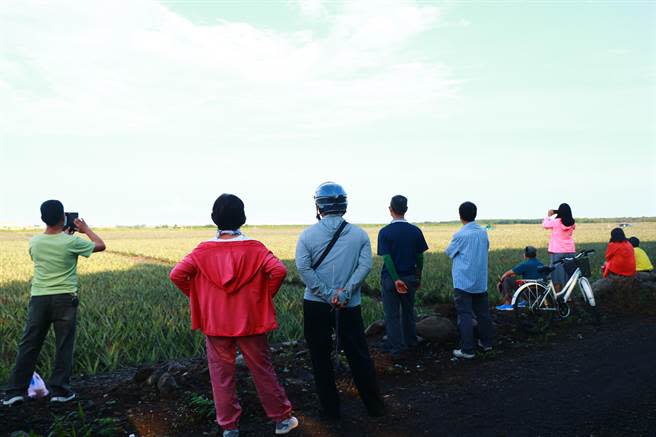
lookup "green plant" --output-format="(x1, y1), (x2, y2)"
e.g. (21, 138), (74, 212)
(189, 393), (215, 419)
(46, 403), (119, 437)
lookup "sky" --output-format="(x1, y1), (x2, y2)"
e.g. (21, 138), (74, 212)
(1, 0), (655, 226)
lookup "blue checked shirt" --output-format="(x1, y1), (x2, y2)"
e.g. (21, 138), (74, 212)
(445, 222), (489, 293)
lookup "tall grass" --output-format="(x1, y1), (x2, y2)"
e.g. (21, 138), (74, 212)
(1, 222), (654, 381)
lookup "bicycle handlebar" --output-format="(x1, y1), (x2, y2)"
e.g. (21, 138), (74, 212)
(552, 249), (595, 266)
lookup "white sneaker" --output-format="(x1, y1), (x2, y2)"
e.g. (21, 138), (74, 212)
(275, 416), (299, 434)
(452, 349), (475, 359)
(2, 395), (25, 406)
(50, 392), (76, 403)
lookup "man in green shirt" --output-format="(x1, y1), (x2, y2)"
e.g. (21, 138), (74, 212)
(2, 200), (105, 406)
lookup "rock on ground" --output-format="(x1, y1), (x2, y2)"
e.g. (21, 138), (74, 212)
(365, 319), (386, 337)
(157, 372), (179, 397)
(415, 316), (457, 342)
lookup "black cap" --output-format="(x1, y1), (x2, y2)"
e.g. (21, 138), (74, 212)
(390, 195), (408, 214)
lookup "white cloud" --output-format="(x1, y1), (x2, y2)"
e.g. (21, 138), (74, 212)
(0, 0), (456, 140)
(294, 0), (328, 20)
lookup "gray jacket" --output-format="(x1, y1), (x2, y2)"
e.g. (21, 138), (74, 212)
(295, 215), (372, 307)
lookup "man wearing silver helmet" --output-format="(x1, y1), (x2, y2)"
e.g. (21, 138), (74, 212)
(295, 182), (385, 421)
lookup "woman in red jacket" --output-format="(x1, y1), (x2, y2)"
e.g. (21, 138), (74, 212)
(170, 194), (298, 437)
(603, 228), (636, 278)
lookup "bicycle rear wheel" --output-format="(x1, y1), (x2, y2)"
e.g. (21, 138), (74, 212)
(513, 282), (556, 333)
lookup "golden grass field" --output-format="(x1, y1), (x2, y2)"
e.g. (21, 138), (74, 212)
(1, 221), (654, 380)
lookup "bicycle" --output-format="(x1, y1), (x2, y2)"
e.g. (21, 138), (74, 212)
(511, 249), (599, 332)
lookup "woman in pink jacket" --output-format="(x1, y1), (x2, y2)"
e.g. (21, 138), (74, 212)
(169, 194), (298, 437)
(543, 203), (576, 291)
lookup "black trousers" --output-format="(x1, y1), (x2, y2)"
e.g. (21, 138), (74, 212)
(303, 300), (384, 418)
(7, 294), (78, 395)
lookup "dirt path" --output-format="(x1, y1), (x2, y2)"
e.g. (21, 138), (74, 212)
(2, 315), (655, 436)
(283, 317), (656, 437)
(376, 319), (656, 437)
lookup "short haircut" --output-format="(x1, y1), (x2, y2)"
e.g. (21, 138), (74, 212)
(629, 236), (640, 247)
(212, 194), (246, 230)
(524, 246), (537, 258)
(390, 195), (408, 215)
(40, 200), (64, 226)
(610, 227), (627, 243)
(459, 201), (477, 222)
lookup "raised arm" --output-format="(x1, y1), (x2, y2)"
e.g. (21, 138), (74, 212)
(75, 218), (106, 252)
(169, 254), (197, 296)
(263, 252), (287, 297)
(295, 235), (334, 303)
(542, 214), (556, 229)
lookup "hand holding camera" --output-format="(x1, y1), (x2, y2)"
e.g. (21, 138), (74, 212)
(62, 211), (91, 235)
(73, 218), (91, 235)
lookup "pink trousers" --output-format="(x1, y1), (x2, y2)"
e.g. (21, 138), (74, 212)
(205, 334), (292, 430)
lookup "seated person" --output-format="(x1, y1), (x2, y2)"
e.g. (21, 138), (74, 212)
(629, 237), (653, 273)
(602, 228), (636, 278)
(496, 246), (544, 311)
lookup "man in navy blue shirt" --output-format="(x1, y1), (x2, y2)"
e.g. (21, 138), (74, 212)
(377, 195), (429, 359)
(496, 246), (544, 310)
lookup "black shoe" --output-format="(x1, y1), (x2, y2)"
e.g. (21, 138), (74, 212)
(320, 411), (341, 422)
(477, 340), (492, 352)
(367, 404), (386, 417)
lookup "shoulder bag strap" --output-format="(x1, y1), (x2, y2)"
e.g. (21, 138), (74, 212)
(312, 220), (348, 270)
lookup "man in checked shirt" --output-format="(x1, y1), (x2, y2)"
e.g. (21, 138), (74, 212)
(446, 201), (495, 359)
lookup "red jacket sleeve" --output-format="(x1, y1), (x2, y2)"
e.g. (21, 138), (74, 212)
(605, 243), (618, 262)
(169, 254), (197, 296)
(263, 252), (287, 297)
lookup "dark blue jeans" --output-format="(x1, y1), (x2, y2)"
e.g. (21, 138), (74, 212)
(453, 289), (494, 354)
(382, 275), (418, 355)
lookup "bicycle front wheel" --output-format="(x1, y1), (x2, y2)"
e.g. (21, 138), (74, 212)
(574, 277), (601, 325)
(513, 282), (556, 333)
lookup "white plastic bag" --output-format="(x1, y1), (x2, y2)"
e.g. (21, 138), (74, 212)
(28, 372), (49, 398)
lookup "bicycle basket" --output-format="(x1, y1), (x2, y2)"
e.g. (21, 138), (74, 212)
(563, 259), (578, 276)
(564, 257), (591, 277)
(576, 257), (592, 277)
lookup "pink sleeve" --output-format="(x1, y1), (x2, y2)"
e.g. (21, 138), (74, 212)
(263, 252), (287, 297)
(542, 217), (555, 229)
(169, 254), (196, 296)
